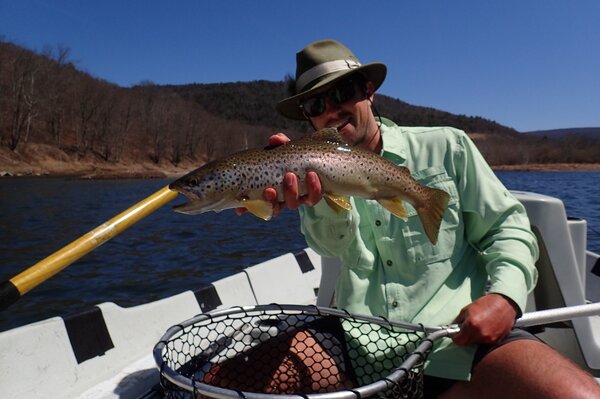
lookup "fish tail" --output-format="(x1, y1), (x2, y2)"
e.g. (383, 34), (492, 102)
(415, 187), (450, 244)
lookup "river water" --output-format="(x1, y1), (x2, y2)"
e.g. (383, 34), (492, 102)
(0, 171), (598, 331)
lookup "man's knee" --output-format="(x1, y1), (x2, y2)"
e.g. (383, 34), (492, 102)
(444, 340), (600, 399)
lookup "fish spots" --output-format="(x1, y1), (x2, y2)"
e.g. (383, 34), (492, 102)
(174, 133), (428, 217)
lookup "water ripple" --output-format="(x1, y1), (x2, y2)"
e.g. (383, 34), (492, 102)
(0, 173), (598, 331)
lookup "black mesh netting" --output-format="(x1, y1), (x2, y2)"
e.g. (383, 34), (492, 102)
(156, 306), (433, 399)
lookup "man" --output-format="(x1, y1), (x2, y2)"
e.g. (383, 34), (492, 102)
(250, 39), (600, 398)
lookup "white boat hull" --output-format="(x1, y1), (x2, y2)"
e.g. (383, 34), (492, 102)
(1, 191), (598, 398)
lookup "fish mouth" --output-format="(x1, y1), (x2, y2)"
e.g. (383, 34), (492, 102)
(170, 187), (204, 214)
(172, 200), (206, 215)
(168, 180), (187, 194)
(172, 189), (211, 215)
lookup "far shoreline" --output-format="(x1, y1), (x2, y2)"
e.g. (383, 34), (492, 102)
(491, 163), (600, 172)
(1, 162), (599, 180)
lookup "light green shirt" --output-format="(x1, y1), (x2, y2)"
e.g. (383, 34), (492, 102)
(299, 118), (539, 380)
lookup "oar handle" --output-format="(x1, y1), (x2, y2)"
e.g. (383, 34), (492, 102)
(0, 185), (179, 311)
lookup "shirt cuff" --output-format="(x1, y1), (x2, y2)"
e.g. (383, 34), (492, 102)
(488, 264), (529, 316)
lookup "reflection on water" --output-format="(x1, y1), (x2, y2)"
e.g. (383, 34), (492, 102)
(496, 171), (600, 254)
(0, 172), (598, 331)
(0, 178), (306, 330)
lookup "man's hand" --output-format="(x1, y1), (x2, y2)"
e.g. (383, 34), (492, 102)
(235, 133), (323, 217)
(452, 293), (519, 346)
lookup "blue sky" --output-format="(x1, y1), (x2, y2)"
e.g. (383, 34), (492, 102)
(1, 1), (599, 132)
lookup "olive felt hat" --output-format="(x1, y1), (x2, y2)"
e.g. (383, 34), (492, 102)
(276, 39), (387, 120)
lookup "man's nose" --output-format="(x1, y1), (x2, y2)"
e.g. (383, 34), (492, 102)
(322, 96), (341, 116)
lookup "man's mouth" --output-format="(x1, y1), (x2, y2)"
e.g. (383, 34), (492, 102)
(330, 119), (350, 130)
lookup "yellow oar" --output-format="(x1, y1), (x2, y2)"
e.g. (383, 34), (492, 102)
(0, 185), (179, 311)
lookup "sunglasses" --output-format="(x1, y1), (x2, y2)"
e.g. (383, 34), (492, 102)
(299, 78), (362, 118)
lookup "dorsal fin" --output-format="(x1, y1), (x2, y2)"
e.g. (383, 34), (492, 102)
(303, 128), (343, 143)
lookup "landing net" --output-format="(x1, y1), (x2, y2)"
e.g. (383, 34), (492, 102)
(154, 304), (452, 399)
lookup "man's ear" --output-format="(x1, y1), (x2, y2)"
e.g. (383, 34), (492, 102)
(365, 81), (375, 98)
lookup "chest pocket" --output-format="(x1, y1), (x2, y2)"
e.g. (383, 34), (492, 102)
(401, 167), (461, 265)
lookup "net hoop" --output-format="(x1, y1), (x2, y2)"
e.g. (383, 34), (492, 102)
(154, 304), (456, 399)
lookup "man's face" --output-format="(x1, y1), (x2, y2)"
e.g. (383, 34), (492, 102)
(303, 78), (378, 151)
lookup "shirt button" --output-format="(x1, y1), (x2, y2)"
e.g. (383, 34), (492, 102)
(392, 301), (398, 307)
(386, 260), (393, 266)
(375, 220), (381, 226)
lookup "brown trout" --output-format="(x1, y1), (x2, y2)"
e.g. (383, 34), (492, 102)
(169, 128), (450, 244)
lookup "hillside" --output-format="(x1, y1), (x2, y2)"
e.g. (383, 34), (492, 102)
(1, 40), (599, 178)
(524, 127), (600, 140)
(164, 81), (519, 137)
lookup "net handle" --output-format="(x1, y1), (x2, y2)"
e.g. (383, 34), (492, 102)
(515, 302), (600, 328)
(446, 302), (600, 333)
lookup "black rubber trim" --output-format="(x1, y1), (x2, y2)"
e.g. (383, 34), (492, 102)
(63, 306), (114, 364)
(592, 257), (600, 278)
(294, 250), (315, 273)
(193, 284), (222, 312)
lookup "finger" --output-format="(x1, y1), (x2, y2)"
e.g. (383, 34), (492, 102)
(452, 323), (475, 346)
(452, 305), (468, 326)
(272, 201), (282, 217)
(262, 187), (283, 217)
(452, 332), (470, 346)
(451, 308), (471, 345)
(263, 187), (278, 202)
(283, 172), (301, 209)
(305, 171), (322, 206)
(268, 133), (291, 147)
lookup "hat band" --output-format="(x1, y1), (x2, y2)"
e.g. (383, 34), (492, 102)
(296, 59), (361, 92)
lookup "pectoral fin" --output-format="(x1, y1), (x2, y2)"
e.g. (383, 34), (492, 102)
(324, 194), (352, 214)
(240, 199), (273, 221)
(377, 198), (408, 221)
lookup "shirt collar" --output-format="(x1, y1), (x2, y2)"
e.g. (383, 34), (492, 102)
(378, 117), (407, 163)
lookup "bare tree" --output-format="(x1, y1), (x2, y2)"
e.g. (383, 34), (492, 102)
(93, 86), (117, 160)
(6, 47), (40, 150)
(111, 90), (134, 162)
(170, 104), (186, 165)
(137, 83), (171, 163)
(73, 76), (101, 156)
(0, 39), (9, 144)
(40, 45), (72, 147)
(186, 107), (216, 162)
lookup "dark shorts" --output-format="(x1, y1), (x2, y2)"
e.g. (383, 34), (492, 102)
(423, 328), (540, 399)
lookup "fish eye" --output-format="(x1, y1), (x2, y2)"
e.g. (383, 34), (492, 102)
(189, 177), (199, 186)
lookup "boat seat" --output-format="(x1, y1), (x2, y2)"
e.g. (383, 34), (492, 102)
(528, 225), (566, 313)
(514, 191), (600, 373)
(316, 256), (342, 307)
